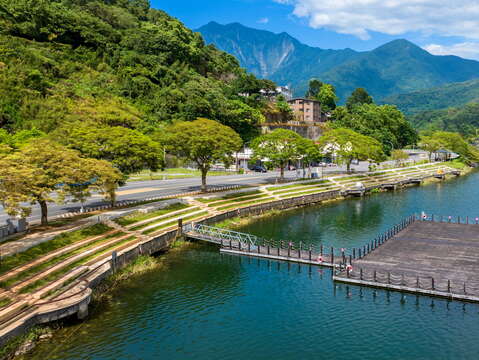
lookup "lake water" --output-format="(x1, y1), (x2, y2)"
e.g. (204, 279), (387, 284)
(28, 171), (479, 360)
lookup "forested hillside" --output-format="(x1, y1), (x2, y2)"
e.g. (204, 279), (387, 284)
(382, 79), (479, 115)
(409, 103), (479, 138)
(0, 0), (270, 140)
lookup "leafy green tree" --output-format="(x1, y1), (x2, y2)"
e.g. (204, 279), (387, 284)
(251, 129), (303, 180)
(316, 83), (338, 112)
(318, 128), (385, 172)
(0, 139), (122, 225)
(332, 104), (418, 153)
(419, 135), (443, 161)
(57, 124), (162, 175)
(346, 88), (373, 111)
(162, 118), (242, 192)
(391, 149), (409, 166)
(297, 137), (322, 177)
(305, 79), (323, 98)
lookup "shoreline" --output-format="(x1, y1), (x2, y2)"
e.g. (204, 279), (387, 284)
(0, 163), (473, 356)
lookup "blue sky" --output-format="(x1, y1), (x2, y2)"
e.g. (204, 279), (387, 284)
(152, 0), (479, 60)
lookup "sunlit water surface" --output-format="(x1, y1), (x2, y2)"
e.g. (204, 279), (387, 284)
(29, 172), (479, 360)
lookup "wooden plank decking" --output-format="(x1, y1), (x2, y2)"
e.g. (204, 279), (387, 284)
(334, 220), (479, 302)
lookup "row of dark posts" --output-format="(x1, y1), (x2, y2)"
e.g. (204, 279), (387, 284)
(424, 214), (479, 225)
(347, 267), (468, 295)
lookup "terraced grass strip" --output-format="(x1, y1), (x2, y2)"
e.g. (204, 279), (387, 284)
(278, 187), (339, 198)
(115, 203), (191, 226)
(143, 211), (209, 235)
(273, 183), (332, 195)
(266, 180), (329, 191)
(0, 232), (124, 288)
(209, 194), (270, 207)
(19, 236), (137, 294)
(216, 198), (274, 211)
(131, 208), (201, 231)
(0, 297), (11, 308)
(0, 224), (111, 277)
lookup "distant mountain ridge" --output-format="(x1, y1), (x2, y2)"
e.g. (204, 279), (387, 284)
(197, 22), (479, 102)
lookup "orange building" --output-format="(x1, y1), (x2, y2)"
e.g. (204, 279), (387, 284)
(287, 98), (325, 122)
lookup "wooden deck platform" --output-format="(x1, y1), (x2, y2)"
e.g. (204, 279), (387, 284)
(334, 220), (479, 302)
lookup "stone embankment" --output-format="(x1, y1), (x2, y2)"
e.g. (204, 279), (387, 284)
(0, 162), (464, 345)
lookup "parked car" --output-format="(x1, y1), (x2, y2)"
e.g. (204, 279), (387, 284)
(250, 165), (267, 173)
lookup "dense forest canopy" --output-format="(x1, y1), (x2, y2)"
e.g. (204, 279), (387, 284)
(0, 0), (272, 140)
(409, 103), (479, 139)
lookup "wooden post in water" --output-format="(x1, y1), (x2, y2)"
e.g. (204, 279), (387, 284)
(388, 272), (391, 284)
(448, 279), (451, 293)
(288, 243), (291, 257)
(353, 248), (356, 259)
(248, 243), (251, 252)
(239, 242), (242, 251)
(431, 277), (435, 290)
(359, 248), (362, 258)
(267, 244), (270, 255)
(374, 270), (377, 282)
(298, 242), (302, 259)
(277, 245), (280, 256)
(309, 245), (312, 261)
(416, 276), (419, 288)
(349, 255), (352, 265)
(320, 244), (323, 256)
(360, 268), (363, 280)
(331, 247), (334, 264)
(258, 243), (261, 254)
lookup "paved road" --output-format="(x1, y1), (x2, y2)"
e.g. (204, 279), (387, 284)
(0, 153), (429, 224)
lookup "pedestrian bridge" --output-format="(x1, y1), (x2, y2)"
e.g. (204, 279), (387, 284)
(184, 223), (358, 268)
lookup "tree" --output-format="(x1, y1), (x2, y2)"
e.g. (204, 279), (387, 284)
(0, 139), (122, 225)
(317, 128), (385, 172)
(162, 118), (242, 192)
(419, 135), (443, 161)
(391, 149), (409, 166)
(316, 83), (338, 112)
(305, 79), (323, 98)
(332, 104), (418, 153)
(346, 88), (373, 111)
(251, 129), (303, 180)
(297, 138), (322, 177)
(57, 124), (162, 175)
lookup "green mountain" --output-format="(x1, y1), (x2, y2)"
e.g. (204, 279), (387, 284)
(409, 103), (479, 137)
(381, 79), (479, 115)
(198, 22), (479, 102)
(0, 1), (268, 140)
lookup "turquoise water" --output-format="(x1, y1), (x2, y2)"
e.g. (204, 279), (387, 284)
(28, 172), (479, 360)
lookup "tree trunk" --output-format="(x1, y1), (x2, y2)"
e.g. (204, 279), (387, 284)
(39, 200), (48, 226)
(347, 159), (352, 173)
(201, 168), (208, 192)
(280, 165), (285, 180)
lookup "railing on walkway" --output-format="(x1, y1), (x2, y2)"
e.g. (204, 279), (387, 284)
(338, 267), (479, 297)
(187, 224), (259, 246)
(416, 213), (479, 225)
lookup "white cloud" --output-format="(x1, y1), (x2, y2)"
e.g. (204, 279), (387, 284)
(275, 0), (479, 40)
(424, 42), (479, 60)
(257, 17), (269, 24)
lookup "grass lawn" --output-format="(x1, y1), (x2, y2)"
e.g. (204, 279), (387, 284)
(0, 231), (124, 288)
(115, 203), (191, 227)
(142, 211), (208, 235)
(19, 236), (137, 294)
(0, 224), (111, 277)
(130, 207), (201, 231)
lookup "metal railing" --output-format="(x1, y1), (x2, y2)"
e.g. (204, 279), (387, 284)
(340, 267), (479, 297)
